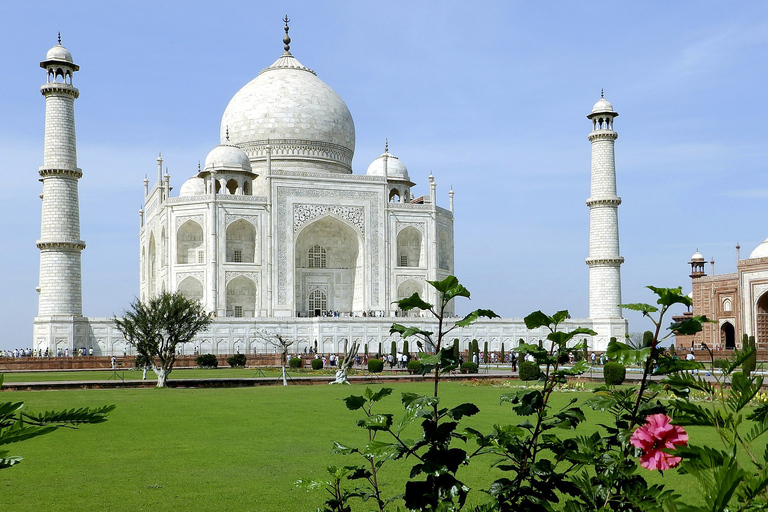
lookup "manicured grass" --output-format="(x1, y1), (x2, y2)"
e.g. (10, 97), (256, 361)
(0, 382), (737, 511)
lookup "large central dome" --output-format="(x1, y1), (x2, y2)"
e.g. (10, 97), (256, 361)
(221, 50), (355, 174)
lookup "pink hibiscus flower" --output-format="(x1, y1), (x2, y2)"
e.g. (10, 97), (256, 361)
(630, 414), (688, 470)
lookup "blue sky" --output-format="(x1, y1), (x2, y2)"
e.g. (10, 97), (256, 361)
(2, 1), (768, 350)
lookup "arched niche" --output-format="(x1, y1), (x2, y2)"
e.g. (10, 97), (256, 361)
(226, 179), (238, 195)
(721, 322), (736, 350)
(226, 220), (256, 263)
(438, 231), (451, 271)
(397, 279), (423, 317)
(226, 276), (256, 318)
(756, 292), (768, 347)
(148, 233), (157, 297)
(295, 216), (362, 314)
(161, 227), (167, 268)
(178, 276), (203, 302)
(397, 227), (422, 267)
(177, 220), (203, 264)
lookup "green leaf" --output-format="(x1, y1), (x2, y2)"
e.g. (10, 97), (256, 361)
(428, 275), (471, 302)
(647, 286), (692, 307)
(605, 339), (651, 365)
(670, 315), (712, 336)
(390, 323), (433, 339)
(356, 414), (393, 431)
(369, 388), (393, 403)
(653, 356), (703, 375)
(395, 293), (433, 312)
(455, 309), (500, 327)
(342, 395), (366, 411)
(331, 441), (359, 455)
(446, 403), (479, 421)
(618, 302), (658, 313)
(401, 393), (438, 410)
(524, 311), (552, 330)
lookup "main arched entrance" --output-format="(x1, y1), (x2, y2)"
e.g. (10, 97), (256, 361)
(294, 216), (362, 316)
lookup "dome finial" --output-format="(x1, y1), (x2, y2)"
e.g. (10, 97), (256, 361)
(385, 138), (389, 153)
(601, 88), (604, 99)
(282, 15), (291, 52)
(57, 32), (61, 45)
(226, 126), (230, 142)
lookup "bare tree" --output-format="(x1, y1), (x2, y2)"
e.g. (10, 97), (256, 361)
(330, 339), (360, 385)
(254, 329), (294, 386)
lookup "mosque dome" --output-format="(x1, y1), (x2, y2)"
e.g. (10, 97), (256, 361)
(366, 151), (410, 181)
(220, 49), (355, 174)
(45, 44), (73, 64)
(203, 143), (252, 173)
(749, 238), (768, 259)
(690, 251), (705, 261)
(179, 177), (206, 197)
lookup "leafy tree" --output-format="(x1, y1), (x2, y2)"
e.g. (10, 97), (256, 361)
(0, 375), (115, 470)
(115, 291), (212, 388)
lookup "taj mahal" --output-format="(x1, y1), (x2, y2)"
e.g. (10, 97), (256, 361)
(32, 23), (627, 356)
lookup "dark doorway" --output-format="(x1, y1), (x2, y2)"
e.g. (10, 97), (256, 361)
(721, 322), (736, 350)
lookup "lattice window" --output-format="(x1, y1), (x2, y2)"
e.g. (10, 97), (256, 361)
(308, 245), (327, 268)
(198, 251), (205, 264)
(400, 255), (408, 267)
(234, 305), (243, 318)
(308, 290), (327, 312)
(233, 250), (242, 263)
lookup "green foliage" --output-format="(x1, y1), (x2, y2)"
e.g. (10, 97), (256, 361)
(483, 341), (488, 362)
(461, 362), (478, 374)
(452, 339), (459, 360)
(603, 361), (626, 385)
(500, 343), (505, 363)
(643, 330), (654, 347)
(311, 359), (324, 370)
(407, 360), (423, 373)
(743, 335), (757, 375)
(226, 353), (247, 368)
(367, 358), (383, 373)
(713, 358), (729, 369)
(390, 341), (397, 358)
(403, 339), (409, 355)
(518, 360), (541, 381)
(134, 353), (153, 369)
(0, 375), (115, 470)
(114, 291), (212, 387)
(196, 353), (218, 368)
(288, 357), (302, 369)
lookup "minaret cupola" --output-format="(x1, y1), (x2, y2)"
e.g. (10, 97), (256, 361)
(689, 250), (706, 279)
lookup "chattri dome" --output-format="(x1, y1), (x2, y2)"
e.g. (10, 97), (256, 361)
(366, 151), (410, 181)
(45, 44), (73, 64)
(690, 251), (705, 261)
(179, 177), (206, 197)
(203, 144), (252, 173)
(591, 97), (614, 114)
(220, 50), (355, 174)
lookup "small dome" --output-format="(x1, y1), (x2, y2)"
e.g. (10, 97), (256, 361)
(45, 44), (73, 64)
(366, 152), (409, 181)
(749, 238), (768, 259)
(690, 251), (705, 261)
(179, 177), (206, 197)
(591, 97), (614, 114)
(203, 144), (252, 173)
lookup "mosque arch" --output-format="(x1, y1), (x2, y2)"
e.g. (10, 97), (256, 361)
(721, 322), (736, 350)
(226, 220), (256, 263)
(389, 189), (401, 202)
(397, 227), (422, 267)
(148, 233), (157, 297)
(756, 292), (768, 346)
(295, 216), (362, 315)
(177, 220), (204, 264)
(308, 289), (327, 316)
(161, 227), (167, 268)
(226, 179), (238, 195)
(226, 276), (257, 317)
(177, 276), (203, 302)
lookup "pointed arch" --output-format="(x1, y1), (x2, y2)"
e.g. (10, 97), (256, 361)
(178, 276), (203, 302)
(397, 227), (422, 267)
(177, 220), (204, 264)
(226, 276), (257, 317)
(721, 322), (736, 350)
(226, 219), (256, 263)
(756, 292), (768, 347)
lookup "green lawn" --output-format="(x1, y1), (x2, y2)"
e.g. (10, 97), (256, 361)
(0, 381), (735, 511)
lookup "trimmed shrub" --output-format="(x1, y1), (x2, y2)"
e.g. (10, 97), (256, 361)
(368, 358), (384, 373)
(743, 335), (757, 375)
(196, 353), (218, 368)
(407, 360), (423, 374)
(518, 361), (541, 381)
(311, 358), (323, 370)
(461, 362), (478, 374)
(227, 353), (247, 368)
(603, 361), (626, 385)
(289, 357), (302, 369)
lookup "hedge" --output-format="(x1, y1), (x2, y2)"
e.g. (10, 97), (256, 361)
(603, 361), (626, 386)
(311, 359), (323, 370)
(368, 358), (384, 373)
(407, 360), (423, 374)
(196, 353), (218, 368)
(461, 362), (478, 374)
(518, 361), (541, 381)
(226, 353), (247, 368)
(289, 357), (302, 369)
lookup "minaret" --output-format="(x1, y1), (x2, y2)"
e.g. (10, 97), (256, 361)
(586, 93), (624, 331)
(36, 36), (85, 318)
